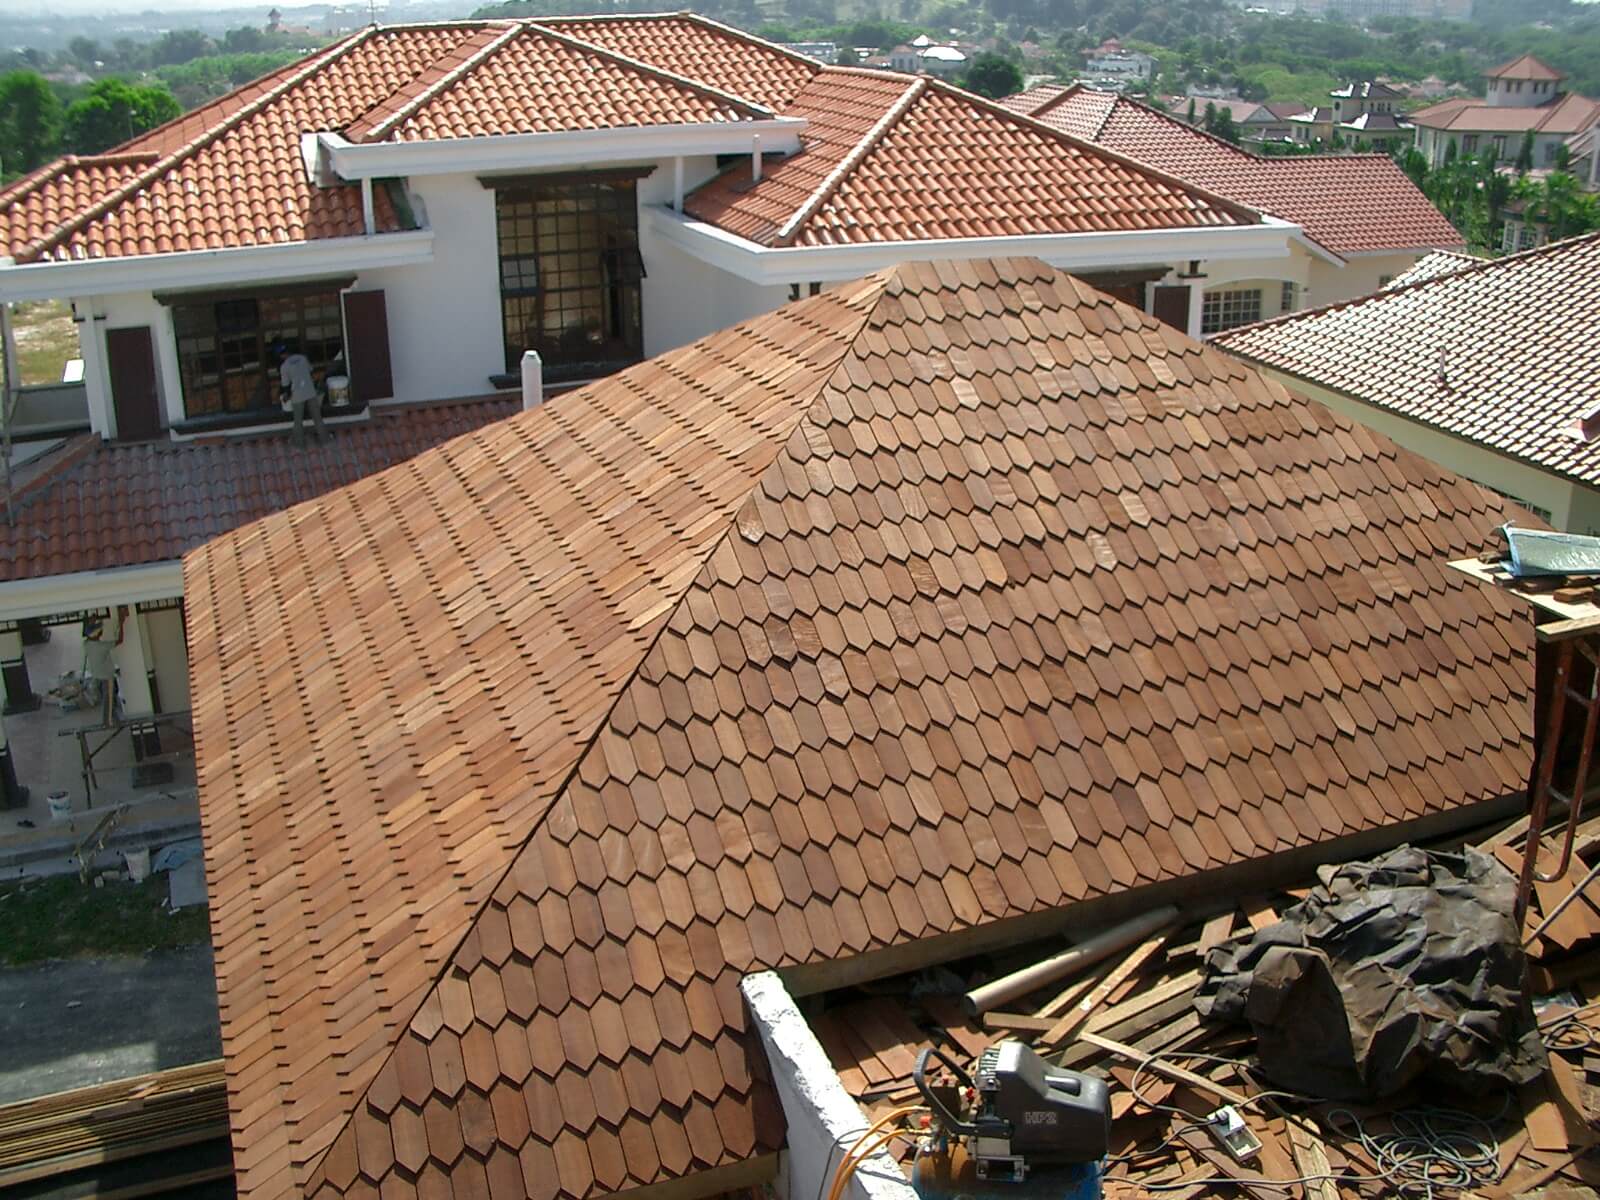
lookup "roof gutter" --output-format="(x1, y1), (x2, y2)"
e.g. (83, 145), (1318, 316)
(319, 118), (807, 181)
(0, 229), (434, 303)
(649, 206), (1302, 287)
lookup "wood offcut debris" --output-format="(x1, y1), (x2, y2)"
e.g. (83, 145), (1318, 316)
(816, 807), (1600, 1199)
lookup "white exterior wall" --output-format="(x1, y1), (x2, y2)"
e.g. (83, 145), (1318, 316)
(643, 234), (793, 353)
(1310, 251), (1425, 307)
(75, 291), (181, 438)
(357, 173), (503, 404)
(742, 972), (916, 1200)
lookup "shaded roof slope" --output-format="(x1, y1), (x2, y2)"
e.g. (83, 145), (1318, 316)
(1005, 84), (1461, 256)
(1487, 53), (1565, 81)
(1215, 231), (1600, 487)
(185, 281), (883, 1200)
(188, 257), (1534, 1200)
(686, 73), (1256, 246)
(0, 396), (517, 583)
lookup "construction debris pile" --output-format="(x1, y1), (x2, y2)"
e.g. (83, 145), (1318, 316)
(810, 813), (1600, 1199)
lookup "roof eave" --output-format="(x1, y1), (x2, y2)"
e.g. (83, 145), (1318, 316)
(0, 228), (434, 303)
(318, 118), (807, 181)
(649, 203), (1303, 286)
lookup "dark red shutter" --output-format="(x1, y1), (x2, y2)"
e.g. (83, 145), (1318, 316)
(1153, 285), (1191, 331)
(343, 290), (394, 403)
(105, 326), (162, 441)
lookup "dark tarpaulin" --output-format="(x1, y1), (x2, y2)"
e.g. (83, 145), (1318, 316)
(1194, 846), (1547, 1101)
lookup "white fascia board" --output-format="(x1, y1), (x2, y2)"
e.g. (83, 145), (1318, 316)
(0, 230), (435, 303)
(0, 560), (184, 622)
(321, 118), (807, 181)
(647, 205), (1302, 287)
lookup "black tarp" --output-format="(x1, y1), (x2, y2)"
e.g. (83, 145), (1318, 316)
(1194, 846), (1547, 1101)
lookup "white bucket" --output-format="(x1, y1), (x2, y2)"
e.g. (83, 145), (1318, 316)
(46, 791), (71, 821)
(326, 375), (351, 408)
(125, 847), (151, 883)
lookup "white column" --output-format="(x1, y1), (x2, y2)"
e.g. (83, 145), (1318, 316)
(111, 607), (155, 716)
(0, 303), (18, 395)
(1186, 280), (1206, 340)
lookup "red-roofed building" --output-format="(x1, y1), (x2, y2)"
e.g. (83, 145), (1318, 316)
(0, 14), (1317, 755)
(1001, 83), (1460, 330)
(1413, 54), (1600, 171)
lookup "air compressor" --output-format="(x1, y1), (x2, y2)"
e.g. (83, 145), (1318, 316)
(911, 1042), (1110, 1200)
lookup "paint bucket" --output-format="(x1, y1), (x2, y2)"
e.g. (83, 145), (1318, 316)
(125, 847), (151, 883)
(46, 791), (71, 821)
(326, 375), (351, 408)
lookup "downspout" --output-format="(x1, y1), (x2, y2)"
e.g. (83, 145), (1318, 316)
(361, 177), (376, 235)
(752, 134), (762, 184)
(673, 156), (684, 211)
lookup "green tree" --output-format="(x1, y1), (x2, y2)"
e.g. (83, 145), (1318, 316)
(67, 37), (102, 67)
(0, 71), (63, 176)
(960, 52), (1023, 99)
(1185, 97), (1195, 123)
(1515, 129), (1534, 174)
(834, 46), (860, 65)
(222, 27), (273, 54)
(1213, 107), (1238, 143)
(148, 30), (215, 68)
(1202, 100), (1216, 131)
(63, 78), (180, 154)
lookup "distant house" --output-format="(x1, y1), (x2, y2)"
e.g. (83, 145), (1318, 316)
(1217, 233), (1600, 532)
(1412, 54), (1600, 170)
(1002, 83), (1462, 322)
(885, 39), (966, 76)
(1289, 81), (1410, 149)
(1082, 38), (1155, 81)
(1239, 101), (1308, 143)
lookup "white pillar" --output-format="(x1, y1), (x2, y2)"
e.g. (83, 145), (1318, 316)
(520, 351), (544, 411)
(1186, 280), (1206, 340)
(0, 304), (18, 395)
(112, 607), (154, 716)
(673, 157), (685, 211)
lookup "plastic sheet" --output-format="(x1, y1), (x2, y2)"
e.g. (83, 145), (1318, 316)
(1194, 846), (1547, 1100)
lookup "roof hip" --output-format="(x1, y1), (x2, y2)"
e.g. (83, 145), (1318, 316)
(17, 28), (379, 264)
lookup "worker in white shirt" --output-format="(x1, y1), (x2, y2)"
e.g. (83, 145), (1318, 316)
(274, 341), (326, 445)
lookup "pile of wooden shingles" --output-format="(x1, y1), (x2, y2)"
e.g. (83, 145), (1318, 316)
(811, 814), (1600, 1198)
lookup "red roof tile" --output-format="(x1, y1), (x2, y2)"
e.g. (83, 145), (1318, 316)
(1215, 230), (1600, 489)
(0, 396), (516, 583)
(351, 24), (772, 144)
(1486, 53), (1565, 81)
(686, 73), (1254, 246)
(1007, 84), (1461, 256)
(186, 256), (1534, 1200)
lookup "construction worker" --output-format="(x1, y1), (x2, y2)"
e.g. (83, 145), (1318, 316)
(81, 610), (123, 727)
(274, 341), (326, 445)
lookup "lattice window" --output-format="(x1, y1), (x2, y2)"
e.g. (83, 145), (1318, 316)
(173, 289), (343, 418)
(495, 179), (644, 381)
(1200, 288), (1262, 335)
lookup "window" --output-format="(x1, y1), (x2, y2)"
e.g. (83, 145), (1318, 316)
(1544, 140), (1560, 165)
(1462, 135), (1478, 153)
(1280, 281), (1298, 313)
(1476, 481), (1552, 523)
(172, 289), (344, 418)
(1493, 135), (1507, 157)
(495, 177), (644, 382)
(1200, 288), (1262, 335)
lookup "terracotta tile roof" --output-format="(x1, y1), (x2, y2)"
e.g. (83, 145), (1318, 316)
(348, 23), (773, 143)
(686, 73), (1255, 246)
(1487, 53), (1565, 81)
(186, 256), (1534, 1200)
(1411, 91), (1600, 135)
(0, 153), (159, 255)
(537, 13), (820, 110)
(1215, 231), (1600, 488)
(1007, 84), (1461, 256)
(0, 396), (516, 583)
(3, 26), (482, 262)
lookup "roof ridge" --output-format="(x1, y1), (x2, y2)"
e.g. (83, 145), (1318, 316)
(672, 10), (830, 69)
(1215, 227), (1600, 344)
(528, 19), (779, 119)
(354, 23), (525, 142)
(18, 28), (379, 264)
(775, 75), (926, 246)
(1031, 81), (1097, 124)
(0, 152), (158, 213)
(291, 273), (894, 1194)
(942, 79), (1265, 227)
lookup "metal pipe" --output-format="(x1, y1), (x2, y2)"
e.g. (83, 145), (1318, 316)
(1525, 855), (1600, 947)
(752, 134), (762, 183)
(963, 905), (1177, 1015)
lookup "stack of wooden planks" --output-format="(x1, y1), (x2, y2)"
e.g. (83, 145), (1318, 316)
(814, 809), (1600, 1198)
(0, 1059), (229, 1191)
